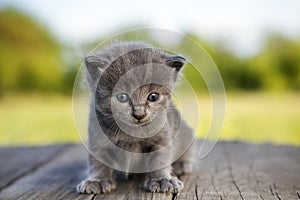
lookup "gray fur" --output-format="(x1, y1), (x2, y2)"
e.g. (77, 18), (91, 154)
(77, 41), (194, 194)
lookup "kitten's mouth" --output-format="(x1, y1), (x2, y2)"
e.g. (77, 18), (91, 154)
(133, 119), (151, 126)
(118, 118), (151, 127)
(139, 121), (151, 127)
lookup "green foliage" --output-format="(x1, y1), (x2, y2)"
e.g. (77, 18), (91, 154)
(180, 33), (300, 91)
(250, 35), (300, 90)
(0, 8), (64, 93)
(0, 8), (299, 94)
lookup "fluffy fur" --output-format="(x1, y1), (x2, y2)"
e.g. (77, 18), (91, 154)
(77, 41), (194, 194)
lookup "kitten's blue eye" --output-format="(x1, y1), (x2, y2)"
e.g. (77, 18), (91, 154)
(116, 93), (129, 103)
(147, 92), (159, 102)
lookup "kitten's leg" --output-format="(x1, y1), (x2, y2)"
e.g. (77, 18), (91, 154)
(77, 155), (116, 194)
(172, 149), (193, 176)
(172, 124), (194, 176)
(143, 166), (183, 193)
(142, 145), (184, 193)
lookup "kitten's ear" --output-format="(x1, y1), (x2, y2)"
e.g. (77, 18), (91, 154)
(165, 55), (186, 72)
(84, 55), (107, 81)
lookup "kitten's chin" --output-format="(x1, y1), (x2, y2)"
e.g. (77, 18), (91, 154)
(122, 118), (156, 129)
(128, 120), (151, 127)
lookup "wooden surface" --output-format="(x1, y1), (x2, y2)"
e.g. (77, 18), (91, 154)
(0, 141), (299, 200)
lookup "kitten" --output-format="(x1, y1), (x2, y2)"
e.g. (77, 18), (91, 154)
(77, 41), (194, 194)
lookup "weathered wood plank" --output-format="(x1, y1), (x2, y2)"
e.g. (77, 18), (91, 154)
(0, 144), (90, 200)
(0, 145), (68, 190)
(222, 142), (274, 199)
(172, 142), (300, 200)
(178, 142), (246, 200)
(243, 143), (300, 199)
(0, 141), (299, 200)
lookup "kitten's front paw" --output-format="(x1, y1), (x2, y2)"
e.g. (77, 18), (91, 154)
(143, 176), (183, 193)
(77, 179), (116, 194)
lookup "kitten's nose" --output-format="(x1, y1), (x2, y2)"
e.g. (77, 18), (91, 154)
(133, 113), (146, 121)
(132, 106), (146, 121)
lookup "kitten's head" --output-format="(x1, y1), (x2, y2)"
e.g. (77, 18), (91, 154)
(85, 42), (185, 132)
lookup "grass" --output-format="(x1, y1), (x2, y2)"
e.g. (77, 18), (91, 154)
(215, 92), (300, 145)
(0, 92), (299, 146)
(0, 94), (80, 146)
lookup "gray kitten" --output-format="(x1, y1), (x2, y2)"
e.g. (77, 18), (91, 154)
(77, 41), (194, 194)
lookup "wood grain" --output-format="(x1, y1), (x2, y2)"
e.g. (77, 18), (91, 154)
(0, 145), (68, 190)
(0, 141), (299, 200)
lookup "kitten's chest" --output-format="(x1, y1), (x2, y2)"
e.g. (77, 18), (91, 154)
(113, 137), (167, 155)
(114, 139), (143, 153)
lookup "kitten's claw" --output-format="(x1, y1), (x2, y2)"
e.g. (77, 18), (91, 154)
(77, 179), (116, 194)
(143, 176), (183, 193)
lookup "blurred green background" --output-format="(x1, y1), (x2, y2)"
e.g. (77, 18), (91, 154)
(0, 3), (299, 146)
